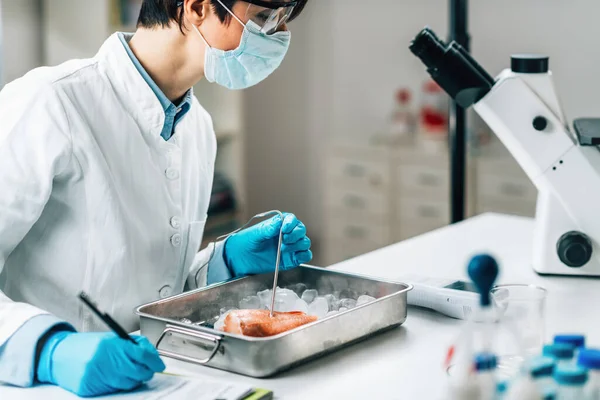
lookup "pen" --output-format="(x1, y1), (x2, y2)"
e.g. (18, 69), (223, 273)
(78, 291), (137, 344)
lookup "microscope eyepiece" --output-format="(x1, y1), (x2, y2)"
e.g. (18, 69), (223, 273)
(410, 27), (495, 108)
(409, 28), (447, 69)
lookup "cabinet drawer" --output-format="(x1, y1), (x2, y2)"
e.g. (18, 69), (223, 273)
(326, 187), (390, 217)
(476, 173), (537, 203)
(476, 198), (537, 217)
(327, 156), (391, 190)
(397, 165), (449, 197)
(326, 215), (391, 246)
(396, 197), (450, 225)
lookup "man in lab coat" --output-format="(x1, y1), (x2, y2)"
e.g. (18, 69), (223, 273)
(0, 0), (311, 397)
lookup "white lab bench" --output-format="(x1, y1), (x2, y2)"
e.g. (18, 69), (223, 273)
(3, 213), (600, 399)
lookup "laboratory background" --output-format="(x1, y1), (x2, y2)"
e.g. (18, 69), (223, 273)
(2, 0), (599, 265)
(5, 0), (600, 399)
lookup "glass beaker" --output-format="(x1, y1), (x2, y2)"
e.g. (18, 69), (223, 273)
(491, 284), (548, 375)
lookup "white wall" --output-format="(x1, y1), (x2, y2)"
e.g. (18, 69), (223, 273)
(0, 0), (43, 84)
(244, 0), (600, 264)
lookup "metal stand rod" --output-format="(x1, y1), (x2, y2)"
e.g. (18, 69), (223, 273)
(449, 0), (470, 223)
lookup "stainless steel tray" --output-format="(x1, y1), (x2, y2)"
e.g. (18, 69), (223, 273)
(136, 265), (412, 378)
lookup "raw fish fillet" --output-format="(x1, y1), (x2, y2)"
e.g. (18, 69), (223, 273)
(223, 309), (318, 337)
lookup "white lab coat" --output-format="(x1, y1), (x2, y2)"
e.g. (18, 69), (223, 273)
(0, 33), (222, 346)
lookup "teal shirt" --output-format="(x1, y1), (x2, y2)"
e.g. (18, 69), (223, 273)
(118, 33), (192, 141)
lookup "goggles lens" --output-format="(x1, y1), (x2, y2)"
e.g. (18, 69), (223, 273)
(244, 2), (295, 35)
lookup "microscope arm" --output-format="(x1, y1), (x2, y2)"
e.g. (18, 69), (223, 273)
(474, 73), (600, 257)
(410, 27), (600, 274)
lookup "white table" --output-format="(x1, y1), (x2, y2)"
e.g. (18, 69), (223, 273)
(4, 213), (600, 399)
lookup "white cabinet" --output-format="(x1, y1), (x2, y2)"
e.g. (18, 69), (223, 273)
(324, 138), (535, 265)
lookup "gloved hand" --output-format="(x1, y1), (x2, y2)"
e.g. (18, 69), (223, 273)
(224, 213), (312, 277)
(36, 331), (165, 397)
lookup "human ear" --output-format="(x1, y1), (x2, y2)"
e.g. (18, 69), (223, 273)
(183, 0), (212, 26)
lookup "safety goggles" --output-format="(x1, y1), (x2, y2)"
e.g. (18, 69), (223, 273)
(214, 0), (297, 35)
(243, 0), (297, 35)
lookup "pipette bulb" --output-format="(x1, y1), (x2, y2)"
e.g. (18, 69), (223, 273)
(468, 254), (499, 307)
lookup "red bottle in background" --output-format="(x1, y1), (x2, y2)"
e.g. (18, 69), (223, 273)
(420, 80), (449, 142)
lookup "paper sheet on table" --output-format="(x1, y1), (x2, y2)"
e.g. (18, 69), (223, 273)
(94, 373), (254, 400)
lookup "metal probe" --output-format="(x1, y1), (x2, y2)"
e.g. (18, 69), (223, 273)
(216, 210), (285, 318)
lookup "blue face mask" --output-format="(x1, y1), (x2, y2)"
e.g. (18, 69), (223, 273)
(193, 14), (291, 90)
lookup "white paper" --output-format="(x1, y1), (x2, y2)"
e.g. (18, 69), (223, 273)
(94, 374), (254, 400)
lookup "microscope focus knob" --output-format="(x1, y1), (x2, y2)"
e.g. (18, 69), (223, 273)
(533, 116), (548, 131)
(557, 231), (593, 268)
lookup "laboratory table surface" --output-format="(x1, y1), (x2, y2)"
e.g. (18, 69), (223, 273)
(3, 213), (600, 399)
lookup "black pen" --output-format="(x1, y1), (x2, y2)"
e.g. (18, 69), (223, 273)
(78, 291), (137, 344)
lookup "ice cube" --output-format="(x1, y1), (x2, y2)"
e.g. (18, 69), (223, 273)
(324, 294), (339, 311)
(214, 316), (226, 331)
(357, 295), (376, 306)
(316, 277), (334, 296)
(239, 295), (261, 310)
(290, 283), (307, 297)
(293, 298), (309, 313)
(214, 310), (234, 331)
(274, 290), (299, 312)
(301, 289), (318, 304)
(340, 298), (357, 309)
(340, 288), (358, 300)
(257, 289), (273, 308)
(277, 288), (299, 299)
(220, 306), (237, 316)
(339, 307), (349, 312)
(326, 311), (339, 317)
(308, 296), (329, 319)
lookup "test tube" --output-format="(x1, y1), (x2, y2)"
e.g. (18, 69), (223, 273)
(529, 356), (556, 396)
(543, 343), (576, 367)
(553, 365), (588, 400)
(554, 334), (585, 364)
(577, 349), (600, 399)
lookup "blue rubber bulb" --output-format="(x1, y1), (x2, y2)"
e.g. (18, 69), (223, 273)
(468, 254), (499, 307)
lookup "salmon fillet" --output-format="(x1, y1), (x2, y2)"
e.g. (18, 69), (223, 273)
(223, 309), (318, 337)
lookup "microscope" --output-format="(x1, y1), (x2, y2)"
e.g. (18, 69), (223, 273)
(410, 28), (600, 277)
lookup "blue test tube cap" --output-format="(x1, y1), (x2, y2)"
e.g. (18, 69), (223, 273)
(578, 349), (600, 370)
(467, 254), (499, 307)
(543, 343), (575, 360)
(529, 356), (555, 378)
(543, 389), (556, 400)
(474, 352), (497, 372)
(553, 365), (588, 386)
(496, 380), (509, 393)
(554, 334), (585, 348)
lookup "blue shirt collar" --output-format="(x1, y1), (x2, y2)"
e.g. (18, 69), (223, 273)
(118, 33), (192, 141)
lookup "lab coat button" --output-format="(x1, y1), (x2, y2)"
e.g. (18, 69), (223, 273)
(170, 217), (181, 229)
(165, 168), (180, 180)
(170, 233), (182, 247)
(159, 285), (172, 298)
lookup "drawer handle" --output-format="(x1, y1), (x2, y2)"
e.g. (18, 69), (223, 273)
(418, 206), (441, 218)
(344, 226), (367, 239)
(417, 173), (441, 187)
(155, 324), (221, 365)
(343, 164), (366, 178)
(343, 195), (367, 209)
(499, 183), (526, 197)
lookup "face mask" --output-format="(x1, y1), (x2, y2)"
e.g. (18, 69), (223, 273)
(192, 15), (291, 90)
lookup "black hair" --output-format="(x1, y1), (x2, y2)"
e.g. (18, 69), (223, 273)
(137, 0), (308, 30)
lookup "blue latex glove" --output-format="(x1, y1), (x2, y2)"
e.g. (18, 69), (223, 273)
(36, 331), (165, 397)
(224, 213), (312, 276)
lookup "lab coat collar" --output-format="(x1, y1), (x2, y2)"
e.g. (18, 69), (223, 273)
(95, 33), (195, 142)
